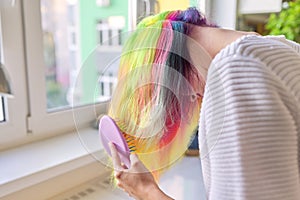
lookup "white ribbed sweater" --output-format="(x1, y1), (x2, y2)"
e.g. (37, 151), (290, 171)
(199, 35), (300, 200)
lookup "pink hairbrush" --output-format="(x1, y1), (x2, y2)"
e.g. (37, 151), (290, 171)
(99, 115), (131, 168)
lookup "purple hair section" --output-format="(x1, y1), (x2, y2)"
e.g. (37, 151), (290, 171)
(167, 7), (218, 28)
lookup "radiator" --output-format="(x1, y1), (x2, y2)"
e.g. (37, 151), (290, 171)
(49, 175), (132, 200)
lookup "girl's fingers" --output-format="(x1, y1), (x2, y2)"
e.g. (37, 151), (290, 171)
(129, 153), (140, 164)
(121, 163), (128, 169)
(109, 142), (122, 170)
(115, 170), (123, 179)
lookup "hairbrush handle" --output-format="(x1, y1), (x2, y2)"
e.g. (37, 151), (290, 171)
(99, 115), (131, 168)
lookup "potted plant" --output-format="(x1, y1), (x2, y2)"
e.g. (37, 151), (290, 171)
(265, 0), (300, 42)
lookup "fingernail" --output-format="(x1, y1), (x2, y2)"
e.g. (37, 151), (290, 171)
(108, 142), (113, 147)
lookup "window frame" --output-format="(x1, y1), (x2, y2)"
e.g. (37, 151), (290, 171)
(22, 0), (107, 136)
(0, 0), (108, 149)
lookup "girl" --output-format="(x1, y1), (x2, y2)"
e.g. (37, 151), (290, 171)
(109, 7), (300, 200)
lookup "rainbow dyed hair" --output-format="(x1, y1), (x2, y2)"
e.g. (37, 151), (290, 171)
(108, 7), (215, 174)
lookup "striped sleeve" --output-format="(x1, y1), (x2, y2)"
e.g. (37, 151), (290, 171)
(199, 55), (300, 200)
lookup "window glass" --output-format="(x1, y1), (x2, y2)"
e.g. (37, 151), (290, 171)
(41, 0), (126, 111)
(0, 97), (4, 122)
(41, 0), (79, 110)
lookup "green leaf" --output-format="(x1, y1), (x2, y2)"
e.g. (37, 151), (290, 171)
(265, 0), (300, 42)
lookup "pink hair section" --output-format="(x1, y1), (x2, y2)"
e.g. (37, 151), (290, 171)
(166, 10), (181, 20)
(151, 21), (174, 105)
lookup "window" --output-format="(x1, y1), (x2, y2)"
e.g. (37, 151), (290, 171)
(20, 0), (134, 137)
(1, 0), (197, 149)
(39, 0), (127, 112)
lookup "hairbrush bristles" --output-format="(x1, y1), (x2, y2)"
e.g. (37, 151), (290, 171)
(123, 133), (137, 152)
(115, 119), (137, 153)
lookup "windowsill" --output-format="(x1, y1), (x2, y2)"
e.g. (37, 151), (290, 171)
(0, 128), (107, 198)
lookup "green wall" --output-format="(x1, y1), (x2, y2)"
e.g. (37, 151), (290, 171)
(78, 0), (199, 103)
(79, 0), (128, 103)
(190, 0), (199, 8)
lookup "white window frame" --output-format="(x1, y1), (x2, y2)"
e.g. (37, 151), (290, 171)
(22, 0), (107, 136)
(0, 1), (28, 146)
(0, 0), (107, 148)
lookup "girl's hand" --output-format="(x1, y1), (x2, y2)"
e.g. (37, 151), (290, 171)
(109, 143), (173, 200)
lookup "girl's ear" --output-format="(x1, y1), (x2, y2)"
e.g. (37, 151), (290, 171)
(190, 93), (202, 102)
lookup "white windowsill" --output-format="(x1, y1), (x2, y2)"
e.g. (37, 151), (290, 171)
(0, 128), (107, 198)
